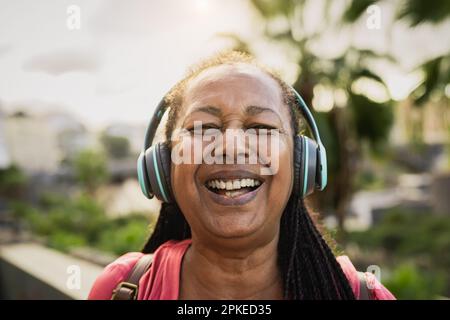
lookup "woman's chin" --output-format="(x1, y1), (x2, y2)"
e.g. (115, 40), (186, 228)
(205, 213), (265, 239)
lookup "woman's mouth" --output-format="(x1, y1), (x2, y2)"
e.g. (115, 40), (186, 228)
(206, 178), (262, 197)
(203, 176), (264, 206)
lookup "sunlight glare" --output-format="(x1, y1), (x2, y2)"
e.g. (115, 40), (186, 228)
(194, 0), (209, 13)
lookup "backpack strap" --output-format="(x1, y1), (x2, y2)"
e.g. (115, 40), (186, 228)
(357, 271), (371, 300)
(111, 254), (153, 300)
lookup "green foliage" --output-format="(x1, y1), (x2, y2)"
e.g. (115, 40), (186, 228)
(397, 0), (450, 26)
(100, 133), (131, 159)
(342, 0), (450, 26)
(411, 55), (450, 106)
(354, 168), (386, 191)
(349, 93), (394, 151)
(10, 194), (153, 255)
(0, 165), (27, 198)
(350, 209), (450, 265)
(73, 150), (109, 193)
(343, 0), (378, 23)
(48, 232), (87, 252)
(347, 209), (450, 298)
(250, 0), (298, 19)
(97, 215), (153, 255)
(384, 263), (447, 299)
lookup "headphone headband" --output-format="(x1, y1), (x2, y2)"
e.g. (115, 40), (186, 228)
(289, 86), (322, 144)
(143, 98), (168, 151)
(289, 86), (327, 190)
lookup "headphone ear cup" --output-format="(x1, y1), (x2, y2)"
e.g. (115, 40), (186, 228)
(158, 142), (173, 202)
(144, 143), (173, 203)
(293, 136), (304, 197)
(303, 136), (318, 197)
(294, 136), (318, 197)
(137, 151), (152, 199)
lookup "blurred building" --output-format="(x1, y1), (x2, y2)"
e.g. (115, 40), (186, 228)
(0, 108), (94, 174)
(96, 178), (160, 218)
(3, 111), (61, 173)
(44, 111), (93, 160)
(0, 107), (12, 169)
(103, 123), (147, 154)
(391, 99), (449, 146)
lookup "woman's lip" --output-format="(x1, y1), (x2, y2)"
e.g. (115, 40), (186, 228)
(202, 183), (263, 206)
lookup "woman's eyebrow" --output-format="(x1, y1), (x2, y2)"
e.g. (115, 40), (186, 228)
(245, 105), (282, 122)
(190, 105), (222, 117)
(189, 105), (282, 122)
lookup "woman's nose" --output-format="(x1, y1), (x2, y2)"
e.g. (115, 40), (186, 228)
(213, 127), (249, 164)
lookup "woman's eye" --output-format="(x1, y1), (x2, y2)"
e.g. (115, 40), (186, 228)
(247, 124), (278, 132)
(245, 124), (280, 137)
(186, 124), (220, 133)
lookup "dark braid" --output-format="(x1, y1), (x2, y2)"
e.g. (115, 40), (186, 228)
(142, 202), (190, 253)
(141, 51), (355, 300)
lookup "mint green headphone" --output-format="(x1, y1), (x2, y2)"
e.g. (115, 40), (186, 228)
(137, 86), (327, 202)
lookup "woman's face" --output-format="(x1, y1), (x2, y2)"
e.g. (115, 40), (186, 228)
(170, 63), (294, 245)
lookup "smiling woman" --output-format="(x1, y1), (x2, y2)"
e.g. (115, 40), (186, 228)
(88, 51), (395, 300)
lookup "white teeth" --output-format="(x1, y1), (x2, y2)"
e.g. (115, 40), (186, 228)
(207, 178), (262, 191)
(225, 190), (241, 198)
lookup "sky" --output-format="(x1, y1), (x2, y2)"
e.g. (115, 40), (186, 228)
(0, 0), (449, 129)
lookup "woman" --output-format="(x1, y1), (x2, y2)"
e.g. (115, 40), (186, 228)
(88, 51), (395, 300)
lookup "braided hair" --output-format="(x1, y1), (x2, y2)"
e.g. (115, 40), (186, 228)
(141, 51), (355, 300)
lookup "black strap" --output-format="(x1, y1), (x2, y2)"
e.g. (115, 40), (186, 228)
(111, 254), (153, 300)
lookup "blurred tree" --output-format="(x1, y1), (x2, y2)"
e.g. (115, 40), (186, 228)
(100, 133), (131, 159)
(11, 194), (153, 254)
(343, 0), (450, 145)
(347, 208), (450, 298)
(384, 263), (447, 299)
(343, 0), (450, 26)
(97, 215), (152, 255)
(0, 165), (27, 199)
(73, 150), (109, 195)
(238, 0), (395, 232)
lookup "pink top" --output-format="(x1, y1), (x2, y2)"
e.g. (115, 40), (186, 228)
(88, 239), (395, 300)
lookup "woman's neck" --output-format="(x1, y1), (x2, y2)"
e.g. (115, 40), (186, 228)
(179, 235), (284, 300)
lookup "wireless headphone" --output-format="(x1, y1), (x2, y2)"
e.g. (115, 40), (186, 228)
(137, 85), (327, 203)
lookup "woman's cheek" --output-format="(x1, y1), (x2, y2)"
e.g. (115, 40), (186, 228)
(269, 138), (293, 200)
(259, 134), (292, 178)
(172, 163), (198, 203)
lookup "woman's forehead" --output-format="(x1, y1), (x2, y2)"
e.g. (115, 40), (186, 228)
(183, 63), (284, 110)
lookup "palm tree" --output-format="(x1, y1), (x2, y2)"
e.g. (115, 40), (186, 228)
(343, 0), (450, 145)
